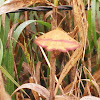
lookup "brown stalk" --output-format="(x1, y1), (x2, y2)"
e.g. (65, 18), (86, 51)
(49, 7), (57, 100)
(25, 11), (30, 36)
(68, 1), (76, 83)
(35, 61), (41, 84)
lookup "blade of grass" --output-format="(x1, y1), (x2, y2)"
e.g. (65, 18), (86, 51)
(0, 66), (29, 98)
(5, 40), (14, 98)
(97, 38), (100, 65)
(13, 20), (51, 47)
(91, 0), (97, 48)
(96, 1), (100, 31)
(0, 39), (3, 66)
(3, 15), (10, 49)
(17, 51), (25, 76)
(0, 16), (1, 32)
(14, 13), (20, 23)
(87, 10), (92, 53)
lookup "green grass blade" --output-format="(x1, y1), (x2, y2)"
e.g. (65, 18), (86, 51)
(0, 16), (1, 32)
(13, 20), (51, 47)
(17, 53), (25, 76)
(91, 0), (97, 48)
(0, 39), (3, 66)
(5, 40), (14, 97)
(0, 66), (18, 88)
(96, 1), (100, 31)
(97, 38), (100, 65)
(3, 15), (10, 48)
(0, 66), (29, 97)
(87, 10), (92, 53)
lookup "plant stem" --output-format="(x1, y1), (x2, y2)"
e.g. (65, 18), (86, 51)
(49, 6), (57, 100)
(50, 52), (56, 100)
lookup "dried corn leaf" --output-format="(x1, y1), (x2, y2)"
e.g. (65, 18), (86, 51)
(11, 83), (50, 99)
(80, 96), (100, 100)
(35, 28), (80, 52)
(0, 0), (50, 15)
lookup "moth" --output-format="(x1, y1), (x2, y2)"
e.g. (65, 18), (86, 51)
(35, 27), (80, 52)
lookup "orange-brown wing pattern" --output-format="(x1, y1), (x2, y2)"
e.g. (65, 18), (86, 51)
(35, 28), (80, 52)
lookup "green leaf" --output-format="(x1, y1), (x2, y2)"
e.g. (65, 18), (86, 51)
(96, 1), (100, 31)
(91, 0), (97, 48)
(0, 39), (3, 66)
(0, 66), (29, 97)
(3, 15), (10, 48)
(97, 38), (100, 65)
(0, 16), (1, 32)
(5, 40), (14, 96)
(13, 20), (51, 47)
(87, 10), (92, 53)
(0, 66), (18, 88)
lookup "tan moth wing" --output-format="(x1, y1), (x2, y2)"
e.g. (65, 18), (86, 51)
(35, 28), (80, 52)
(55, 0), (88, 95)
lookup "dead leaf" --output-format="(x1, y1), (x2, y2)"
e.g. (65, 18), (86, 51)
(80, 96), (100, 100)
(0, 0), (51, 15)
(29, 77), (40, 100)
(22, 61), (31, 75)
(11, 83), (50, 99)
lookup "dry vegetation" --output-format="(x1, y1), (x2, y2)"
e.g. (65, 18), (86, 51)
(0, 0), (100, 100)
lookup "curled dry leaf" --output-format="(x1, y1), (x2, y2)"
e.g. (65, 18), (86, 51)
(0, 0), (51, 15)
(22, 61), (31, 75)
(35, 28), (80, 52)
(11, 83), (50, 99)
(80, 96), (100, 100)
(29, 77), (40, 100)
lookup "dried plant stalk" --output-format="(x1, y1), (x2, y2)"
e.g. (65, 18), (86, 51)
(50, 51), (56, 100)
(55, 0), (88, 95)
(35, 61), (41, 84)
(50, 7), (57, 100)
